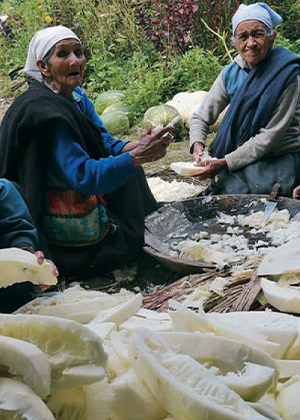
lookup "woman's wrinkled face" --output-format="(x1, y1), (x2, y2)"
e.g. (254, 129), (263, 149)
(235, 20), (275, 69)
(38, 38), (86, 98)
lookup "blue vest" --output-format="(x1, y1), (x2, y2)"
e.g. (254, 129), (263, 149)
(210, 47), (300, 158)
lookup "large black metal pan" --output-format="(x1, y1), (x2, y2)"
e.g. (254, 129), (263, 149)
(144, 194), (300, 274)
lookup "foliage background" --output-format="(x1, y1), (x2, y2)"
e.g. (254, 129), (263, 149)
(1, 0), (300, 122)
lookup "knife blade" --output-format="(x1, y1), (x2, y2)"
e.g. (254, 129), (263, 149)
(262, 183), (281, 225)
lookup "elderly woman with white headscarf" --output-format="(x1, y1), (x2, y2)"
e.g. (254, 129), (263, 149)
(190, 2), (300, 197)
(0, 26), (173, 280)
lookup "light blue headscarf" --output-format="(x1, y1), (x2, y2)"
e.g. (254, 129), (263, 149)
(232, 2), (282, 35)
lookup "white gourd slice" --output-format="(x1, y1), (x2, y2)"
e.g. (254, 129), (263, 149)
(0, 247), (57, 287)
(170, 161), (201, 175)
(110, 330), (130, 365)
(157, 331), (278, 401)
(105, 340), (129, 380)
(129, 329), (270, 420)
(47, 378), (114, 420)
(261, 277), (300, 314)
(168, 299), (213, 333)
(91, 293), (143, 325)
(120, 308), (172, 332)
(0, 335), (50, 398)
(0, 378), (55, 420)
(59, 364), (107, 388)
(111, 369), (167, 420)
(249, 402), (283, 420)
(0, 313), (107, 387)
(276, 375), (300, 420)
(207, 311), (297, 359)
(84, 378), (114, 420)
(257, 239), (300, 277)
(284, 317), (300, 359)
(46, 388), (85, 420)
(86, 322), (117, 340)
(275, 359), (300, 379)
(17, 285), (140, 324)
(222, 362), (275, 402)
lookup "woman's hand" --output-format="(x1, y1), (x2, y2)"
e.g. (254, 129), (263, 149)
(192, 141), (205, 162)
(190, 158), (227, 180)
(129, 124), (174, 166)
(293, 185), (300, 199)
(34, 250), (59, 277)
(34, 250), (59, 291)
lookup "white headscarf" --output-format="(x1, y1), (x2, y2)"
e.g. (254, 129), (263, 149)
(232, 2), (282, 35)
(23, 26), (80, 82)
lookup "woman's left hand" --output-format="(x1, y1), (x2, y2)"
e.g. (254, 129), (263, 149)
(190, 158), (227, 180)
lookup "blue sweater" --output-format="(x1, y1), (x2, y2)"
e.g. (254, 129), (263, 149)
(0, 179), (38, 250)
(50, 88), (136, 195)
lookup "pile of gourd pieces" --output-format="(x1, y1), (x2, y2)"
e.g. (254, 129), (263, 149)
(1, 260), (300, 420)
(168, 207), (299, 270)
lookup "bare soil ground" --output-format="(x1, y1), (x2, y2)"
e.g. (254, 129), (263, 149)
(0, 97), (13, 124)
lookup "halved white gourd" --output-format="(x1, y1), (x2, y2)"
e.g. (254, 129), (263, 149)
(0, 335), (50, 398)
(0, 313), (107, 388)
(129, 329), (271, 420)
(0, 247), (57, 287)
(157, 331), (278, 401)
(0, 378), (55, 420)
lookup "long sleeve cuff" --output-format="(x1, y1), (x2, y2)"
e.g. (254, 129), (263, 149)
(12, 241), (35, 253)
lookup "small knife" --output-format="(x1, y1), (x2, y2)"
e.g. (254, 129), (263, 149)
(262, 183), (281, 225)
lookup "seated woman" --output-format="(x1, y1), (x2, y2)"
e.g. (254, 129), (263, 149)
(189, 2), (300, 197)
(0, 178), (58, 312)
(0, 26), (173, 280)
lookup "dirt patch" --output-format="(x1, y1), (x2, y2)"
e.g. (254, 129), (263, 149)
(0, 97), (14, 124)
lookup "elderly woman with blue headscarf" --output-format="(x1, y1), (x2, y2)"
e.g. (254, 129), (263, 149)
(190, 2), (300, 197)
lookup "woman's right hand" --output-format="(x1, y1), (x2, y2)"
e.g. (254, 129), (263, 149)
(192, 141), (205, 162)
(129, 124), (174, 166)
(34, 250), (59, 278)
(293, 185), (300, 199)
